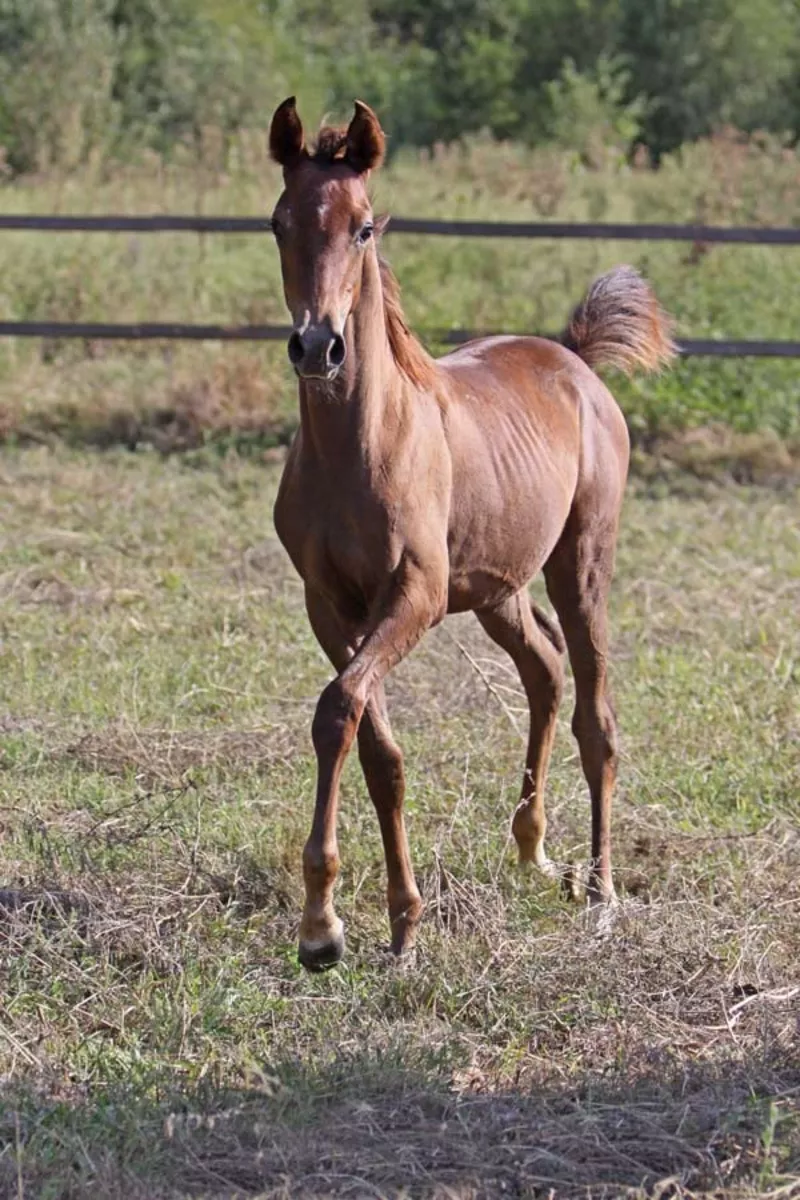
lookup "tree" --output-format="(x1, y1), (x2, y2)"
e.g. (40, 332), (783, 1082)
(618, 0), (800, 157)
(0, 0), (118, 172)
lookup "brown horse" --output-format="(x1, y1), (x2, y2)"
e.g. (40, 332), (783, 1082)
(269, 97), (676, 970)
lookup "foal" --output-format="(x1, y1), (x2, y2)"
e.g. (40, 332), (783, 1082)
(269, 97), (675, 970)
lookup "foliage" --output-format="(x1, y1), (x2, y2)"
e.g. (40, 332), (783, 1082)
(0, 0), (799, 170)
(540, 55), (647, 165)
(0, 0), (118, 172)
(618, 0), (800, 156)
(0, 129), (798, 463)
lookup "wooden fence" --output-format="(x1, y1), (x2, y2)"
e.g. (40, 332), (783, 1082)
(1, 215), (798, 357)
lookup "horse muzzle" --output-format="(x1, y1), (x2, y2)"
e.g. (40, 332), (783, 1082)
(287, 324), (347, 380)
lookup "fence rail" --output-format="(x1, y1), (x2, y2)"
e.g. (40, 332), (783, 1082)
(2, 321), (799, 359)
(0, 214), (798, 355)
(1, 213), (799, 243)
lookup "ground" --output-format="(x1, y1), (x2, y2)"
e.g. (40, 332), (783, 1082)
(0, 445), (797, 1197)
(0, 124), (799, 1199)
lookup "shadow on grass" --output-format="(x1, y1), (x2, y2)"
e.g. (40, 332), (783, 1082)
(2, 1044), (798, 1199)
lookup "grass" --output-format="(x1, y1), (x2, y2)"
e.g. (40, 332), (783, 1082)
(0, 128), (798, 476)
(0, 444), (798, 1197)
(0, 126), (798, 1195)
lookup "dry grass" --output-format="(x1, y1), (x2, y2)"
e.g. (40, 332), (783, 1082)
(1, 833), (797, 1197)
(632, 426), (800, 487)
(0, 447), (798, 1197)
(0, 129), (798, 1197)
(63, 724), (298, 786)
(0, 348), (295, 454)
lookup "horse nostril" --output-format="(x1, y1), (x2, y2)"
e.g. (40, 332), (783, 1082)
(328, 334), (346, 368)
(287, 332), (305, 366)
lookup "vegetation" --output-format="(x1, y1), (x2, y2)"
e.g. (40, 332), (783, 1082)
(0, 0), (799, 173)
(0, 127), (798, 477)
(0, 446), (798, 1196)
(0, 134), (797, 1194)
(0, 6), (798, 1196)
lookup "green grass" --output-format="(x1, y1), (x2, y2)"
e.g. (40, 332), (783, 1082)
(0, 128), (798, 1195)
(0, 129), (799, 469)
(0, 445), (798, 1196)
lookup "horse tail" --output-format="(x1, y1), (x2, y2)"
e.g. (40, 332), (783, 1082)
(562, 265), (677, 375)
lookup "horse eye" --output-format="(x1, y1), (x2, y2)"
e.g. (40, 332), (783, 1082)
(357, 223), (374, 245)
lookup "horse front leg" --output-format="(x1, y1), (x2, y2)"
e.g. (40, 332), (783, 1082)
(298, 565), (444, 971)
(297, 672), (358, 971)
(357, 681), (422, 957)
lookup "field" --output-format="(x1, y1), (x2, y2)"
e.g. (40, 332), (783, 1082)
(0, 130), (799, 469)
(0, 133), (799, 1198)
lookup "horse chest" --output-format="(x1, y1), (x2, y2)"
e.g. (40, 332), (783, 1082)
(275, 479), (397, 615)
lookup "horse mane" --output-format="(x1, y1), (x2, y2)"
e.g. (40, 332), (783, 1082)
(377, 256), (438, 389)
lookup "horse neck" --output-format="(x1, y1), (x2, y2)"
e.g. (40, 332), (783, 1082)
(298, 250), (405, 466)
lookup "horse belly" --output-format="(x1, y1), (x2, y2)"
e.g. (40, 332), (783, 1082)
(446, 477), (573, 613)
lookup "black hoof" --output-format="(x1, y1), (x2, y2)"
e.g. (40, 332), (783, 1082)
(298, 931), (345, 972)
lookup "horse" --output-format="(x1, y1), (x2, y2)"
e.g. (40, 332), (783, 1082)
(268, 97), (676, 970)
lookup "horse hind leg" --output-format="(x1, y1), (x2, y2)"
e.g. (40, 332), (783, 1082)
(544, 508), (622, 905)
(476, 591), (565, 874)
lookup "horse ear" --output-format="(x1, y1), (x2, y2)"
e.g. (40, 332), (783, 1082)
(345, 101), (385, 173)
(269, 97), (305, 168)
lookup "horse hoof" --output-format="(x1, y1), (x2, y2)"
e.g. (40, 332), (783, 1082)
(535, 855), (560, 881)
(298, 930), (345, 972)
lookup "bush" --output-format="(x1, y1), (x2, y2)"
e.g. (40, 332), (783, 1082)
(0, 0), (798, 172)
(0, 0), (118, 172)
(541, 56), (646, 167)
(618, 0), (799, 157)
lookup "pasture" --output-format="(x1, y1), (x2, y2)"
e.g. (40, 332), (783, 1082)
(0, 134), (799, 1196)
(0, 131), (799, 463)
(1, 447), (798, 1196)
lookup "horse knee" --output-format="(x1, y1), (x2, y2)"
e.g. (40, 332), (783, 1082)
(312, 677), (362, 760)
